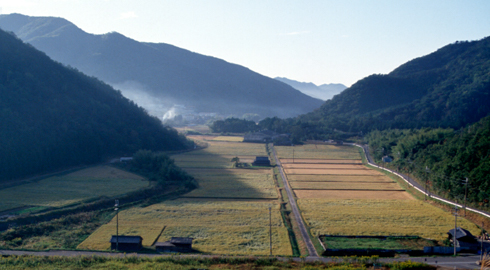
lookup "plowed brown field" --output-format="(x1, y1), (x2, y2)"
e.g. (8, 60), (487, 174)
(284, 168), (383, 175)
(282, 164), (367, 169)
(289, 181), (404, 191)
(288, 174), (394, 182)
(294, 190), (414, 200)
(280, 159), (362, 164)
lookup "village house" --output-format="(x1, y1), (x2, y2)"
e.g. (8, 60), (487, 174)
(155, 237), (194, 253)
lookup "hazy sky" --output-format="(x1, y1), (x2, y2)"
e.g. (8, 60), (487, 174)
(1, 0), (489, 86)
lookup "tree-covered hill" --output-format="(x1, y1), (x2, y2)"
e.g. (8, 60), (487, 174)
(0, 29), (191, 181)
(0, 13), (323, 119)
(366, 115), (490, 209)
(299, 36), (490, 132)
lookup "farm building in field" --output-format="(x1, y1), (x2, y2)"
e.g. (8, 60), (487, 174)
(155, 237), (193, 253)
(253, 156), (271, 166)
(110, 235), (142, 251)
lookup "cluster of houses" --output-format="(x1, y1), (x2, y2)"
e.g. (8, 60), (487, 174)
(244, 130), (291, 145)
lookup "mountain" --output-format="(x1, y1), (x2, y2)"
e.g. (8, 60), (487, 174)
(0, 28), (191, 181)
(299, 36), (490, 133)
(274, 77), (346, 100)
(0, 14), (323, 120)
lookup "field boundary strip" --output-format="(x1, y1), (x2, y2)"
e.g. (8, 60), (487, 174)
(348, 143), (490, 219)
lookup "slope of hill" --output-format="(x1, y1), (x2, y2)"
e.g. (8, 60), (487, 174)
(0, 29), (191, 181)
(274, 77), (346, 100)
(297, 36), (490, 133)
(0, 14), (323, 119)
(366, 115), (490, 208)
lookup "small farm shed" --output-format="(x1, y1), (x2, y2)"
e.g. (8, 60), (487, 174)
(448, 227), (477, 243)
(110, 235), (143, 251)
(155, 237), (193, 253)
(253, 156), (271, 166)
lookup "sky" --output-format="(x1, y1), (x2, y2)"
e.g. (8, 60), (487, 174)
(0, 0), (489, 87)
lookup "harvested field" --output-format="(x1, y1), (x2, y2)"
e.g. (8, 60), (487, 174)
(288, 174), (394, 182)
(289, 181), (403, 191)
(281, 159), (362, 164)
(183, 172), (278, 199)
(294, 190), (413, 200)
(276, 145), (361, 160)
(182, 141), (267, 156)
(0, 166), (147, 208)
(284, 168), (383, 175)
(282, 164), (367, 169)
(79, 199), (292, 255)
(298, 199), (480, 240)
(173, 154), (255, 168)
(211, 136), (244, 142)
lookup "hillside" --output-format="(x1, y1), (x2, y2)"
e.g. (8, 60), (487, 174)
(0, 14), (323, 120)
(366, 115), (490, 208)
(274, 77), (346, 100)
(294, 36), (490, 133)
(0, 29), (191, 181)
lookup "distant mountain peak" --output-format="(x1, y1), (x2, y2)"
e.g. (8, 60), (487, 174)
(274, 77), (347, 100)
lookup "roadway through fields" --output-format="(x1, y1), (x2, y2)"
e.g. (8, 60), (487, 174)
(271, 145), (319, 257)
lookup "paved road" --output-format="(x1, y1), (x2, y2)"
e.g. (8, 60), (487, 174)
(270, 145), (319, 257)
(0, 249), (483, 269)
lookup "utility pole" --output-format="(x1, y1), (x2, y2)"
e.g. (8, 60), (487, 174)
(425, 166), (430, 200)
(269, 206), (272, 256)
(453, 206), (459, 256)
(481, 222), (484, 263)
(464, 177), (469, 217)
(292, 148), (295, 164)
(115, 199), (119, 251)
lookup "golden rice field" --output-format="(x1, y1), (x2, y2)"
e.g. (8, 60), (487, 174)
(276, 145), (361, 160)
(79, 199), (292, 255)
(0, 166), (147, 209)
(289, 181), (403, 191)
(298, 199), (480, 241)
(279, 144), (480, 244)
(211, 136), (244, 142)
(288, 174), (393, 182)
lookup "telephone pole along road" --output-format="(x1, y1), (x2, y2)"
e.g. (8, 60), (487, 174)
(271, 145), (319, 257)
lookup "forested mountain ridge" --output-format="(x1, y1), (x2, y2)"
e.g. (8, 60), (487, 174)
(0, 13), (323, 119)
(299, 36), (490, 133)
(0, 29), (191, 181)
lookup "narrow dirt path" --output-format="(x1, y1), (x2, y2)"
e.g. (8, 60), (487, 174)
(270, 145), (319, 257)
